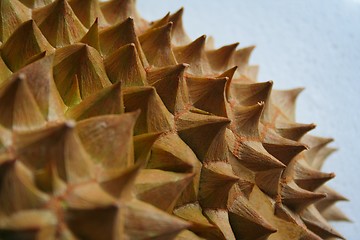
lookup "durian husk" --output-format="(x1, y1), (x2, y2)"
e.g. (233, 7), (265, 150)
(0, 0), (348, 239)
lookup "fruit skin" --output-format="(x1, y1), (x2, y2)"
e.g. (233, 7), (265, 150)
(0, 0), (348, 239)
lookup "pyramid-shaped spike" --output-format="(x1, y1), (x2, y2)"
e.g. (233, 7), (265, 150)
(14, 121), (93, 184)
(206, 43), (239, 72)
(204, 209), (236, 240)
(0, 0), (31, 42)
(133, 132), (162, 166)
(271, 88), (304, 122)
(123, 199), (190, 239)
(32, 0), (87, 47)
(65, 204), (120, 240)
(256, 168), (284, 197)
(148, 133), (200, 173)
(99, 17), (148, 65)
(11, 55), (66, 121)
(231, 102), (264, 137)
(227, 131), (285, 171)
(293, 160), (335, 191)
(320, 205), (351, 222)
(53, 43), (111, 106)
(66, 82), (123, 120)
(169, 8), (191, 46)
(147, 12), (170, 30)
(174, 202), (226, 239)
(230, 81), (273, 106)
(139, 22), (177, 67)
(315, 185), (348, 212)
(176, 112), (230, 162)
(69, 0), (107, 28)
(76, 112), (138, 168)
(311, 146), (337, 171)
(228, 197), (277, 240)
(280, 181), (326, 212)
(135, 169), (194, 212)
(187, 76), (228, 117)
(123, 86), (174, 134)
(275, 122), (316, 141)
(80, 18), (101, 51)
(173, 35), (211, 75)
(302, 135), (334, 168)
(261, 126), (307, 165)
(0, 74), (46, 131)
(147, 63), (189, 114)
(100, 164), (141, 201)
(0, 160), (49, 215)
(100, 0), (146, 30)
(231, 46), (255, 71)
(104, 43), (147, 86)
(1, 20), (54, 71)
(199, 161), (239, 209)
(301, 205), (345, 239)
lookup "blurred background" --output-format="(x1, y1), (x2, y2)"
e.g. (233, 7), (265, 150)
(137, 0), (360, 239)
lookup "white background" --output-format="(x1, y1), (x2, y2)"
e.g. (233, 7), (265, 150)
(137, 0), (360, 239)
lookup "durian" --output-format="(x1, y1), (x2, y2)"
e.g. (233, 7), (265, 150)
(0, 0), (349, 239)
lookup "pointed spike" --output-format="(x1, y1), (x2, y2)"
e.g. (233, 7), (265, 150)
(169, 7), (191, 46)
(0, 56), (12, 85)
(148, 133), (199, 173)
(139, 22), (177, 67)
(135, 169), (194, 212)
(0, 160), (49, 215)
(104, 43), (147, 86)
(124, 200), (190, 239)
(230, 81), (273, 106)
(204, 209), (236, 240)
(187, 76), (228, 117)
(80, 18), (101, 51)
(228, 196), (277, 240)
(14, 122), (94, 184)
(0, 0), (31, 42)
(206, 42), (239, 72)
(99, 17), (148, 66)
(0, 74), (46, 131)
(205, 36), (215, 50)
(134, 132), (162, 166)
(320, 205), (351, 222)
(262, 127), (307, 165)
(232, 46), (256, 70)
(311, 147), (337, 170)
(32, 0), (87, 47)
(76, 112), (138, 169)
(315, 185), (348, 212)
(280, 181), (326, 212)
(1, 20), (54, 71)
(176, 112), (230, 162)
(65, 205), (120, 240)
(174, 202), (226, 239)
(147, 63), (189, 114)
(11, 54), (66, 121)
(173, 35), (211, 75)
(100, 164), (141, 200)
(199, 162), (239, 209)
(293, 161), (335, 191)
(231, 102), (264, 137)
(301, 205), (345, 240)
(69, 0), (107, 28)
(271, 88), (304, 122)
(66, 82), (124, 120)
(255, 168), (284, 197)
(100, 0), (146, 31)
(148, 12), (170, 30)
(123, 86), (174, 134)
(53, 43), (111, 106)
(275, 122), (316, 141)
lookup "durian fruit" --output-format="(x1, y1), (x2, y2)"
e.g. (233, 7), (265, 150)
(0, 0), (349, 239)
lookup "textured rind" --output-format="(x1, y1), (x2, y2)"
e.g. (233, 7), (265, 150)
(0, 0), (348, 239)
